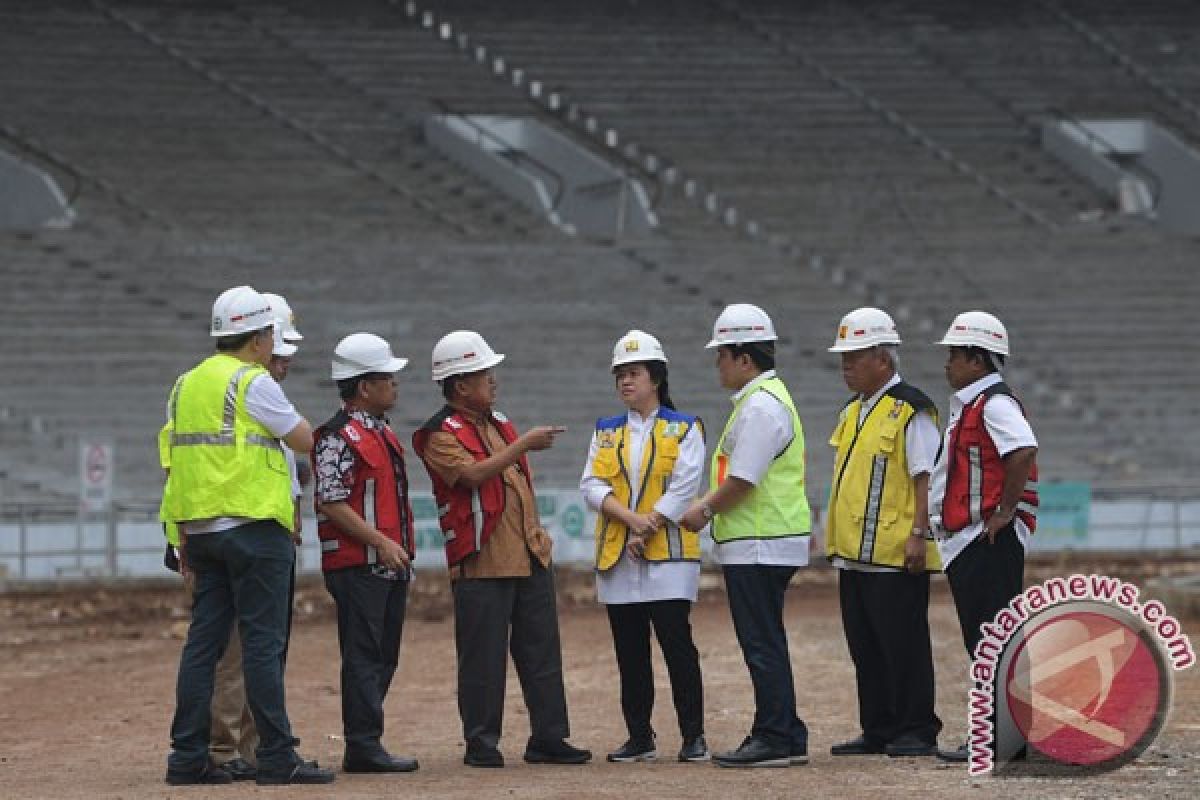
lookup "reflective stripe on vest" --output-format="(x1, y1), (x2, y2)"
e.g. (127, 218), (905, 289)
(943, 383), (1039, 534)
(710, 376), (811, 542)
(159, 354), (293, 532)
(825, 387), (941, 571)
(313, 412), (414, 572)
(592, 409), (702, 571)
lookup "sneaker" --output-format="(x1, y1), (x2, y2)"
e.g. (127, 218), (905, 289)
(678, 735), (711, 763)
(524, 738), (592, 765)
(607, 736), (657, 763)
(712, 736), (791, 769)
(165, 760), (233, 785)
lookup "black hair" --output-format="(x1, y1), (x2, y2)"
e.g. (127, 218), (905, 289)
(645, 361), (676, 410)
(215, 329), (261, 352)
(337, 376), (366, 402)
(960, 346), (1005, 374)
(723, 341), (775, 373)
(441, 374), (466, 402)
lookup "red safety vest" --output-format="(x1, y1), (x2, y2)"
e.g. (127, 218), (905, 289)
(943, 382), (1039, 534)
(313, 410), (415, 572)
(412, 405), (530, 567)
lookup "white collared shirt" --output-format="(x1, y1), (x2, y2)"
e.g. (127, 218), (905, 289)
(929, 372), (1038, 568)
(833, 373), (940, 572)
(581, 406), (705, 603)
(713, 370), (810, 567)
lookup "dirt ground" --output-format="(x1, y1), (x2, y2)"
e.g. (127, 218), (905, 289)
(1, 569), (1197, 800)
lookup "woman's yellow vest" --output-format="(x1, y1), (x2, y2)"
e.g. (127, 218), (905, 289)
(710, 376), (811, 542)
(591, 408), (702, 571)
(159, 353), (294, 533)
(825, 382), (941, 571)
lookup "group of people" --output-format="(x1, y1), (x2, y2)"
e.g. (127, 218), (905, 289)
(158, 287), (1037, 785)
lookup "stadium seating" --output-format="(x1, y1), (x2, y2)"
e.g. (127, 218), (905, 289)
(0, 0), (1196, 506)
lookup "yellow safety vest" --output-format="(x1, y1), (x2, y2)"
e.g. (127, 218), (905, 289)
(710, 376), (811, 542)
(159, 353), (294, 533)
(591, 408), (702, 570)
(825, 383), (941, 571)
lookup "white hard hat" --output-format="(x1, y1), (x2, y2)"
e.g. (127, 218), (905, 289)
(705, 303), (778, 348)
(210, 285), (274, 337)
(612, 329), (668, 368)
(937, 310), (1010, 356)
(331, 333), (408, 380)
(828, 307), (901, 352)
(431, 330), (505, 381)
(261, 292), (303, 341)
(271, 326), (298, 358)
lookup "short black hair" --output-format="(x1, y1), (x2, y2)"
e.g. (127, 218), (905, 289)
(337, 376), (365, 402)
(958, 345), (1005, 373)
(722, 341), (775, 372)
(440, 374), (467, 402)
(215, 329), (261, 352)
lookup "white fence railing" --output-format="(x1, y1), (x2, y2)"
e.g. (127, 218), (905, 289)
(2, 489), (1198, 582)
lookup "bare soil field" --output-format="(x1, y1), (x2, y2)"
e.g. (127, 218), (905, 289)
(1, 568), (1197, 800)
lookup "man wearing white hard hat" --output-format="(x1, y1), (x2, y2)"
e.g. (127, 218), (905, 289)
(681, 304), (812, 768)
(412, 330), (590, 768)
(928, 311), (1038, 764)
(160, 286), (333, 785)
(824, 308), (943, 759)
(197, 299), (305, 783)
(312, 333), (419, 774)
(580, 330), (709, 764)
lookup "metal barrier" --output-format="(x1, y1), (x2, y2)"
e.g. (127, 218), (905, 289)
(2, 488), (1197, 583)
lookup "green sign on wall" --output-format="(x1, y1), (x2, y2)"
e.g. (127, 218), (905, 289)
(1035, 481), (1092, 543)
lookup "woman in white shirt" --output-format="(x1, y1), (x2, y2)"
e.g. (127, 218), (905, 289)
(580, 330), (708, 764)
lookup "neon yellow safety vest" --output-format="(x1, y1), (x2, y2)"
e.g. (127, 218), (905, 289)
(710, 376), (811, 542)
(825, 383), (941, 571)
(159, 353), (294, 533)
(591, 408), (703, 570)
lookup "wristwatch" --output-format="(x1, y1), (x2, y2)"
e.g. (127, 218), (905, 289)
(701, 503), (715, 521)
(910, 527), (930, 539)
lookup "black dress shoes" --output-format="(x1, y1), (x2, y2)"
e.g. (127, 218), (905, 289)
(165, 760), (233, 785)
(217, 757), (256, 781)
(255, 761), (337, 785)
(936, 743), (969, 763)
(678, 735), (711, 763)
(885, 734), (937, 757)
(712, 736), (791, 768)
(524, 738), (593, 765)
(607, 736), (657, 763)
(343, 751), (419, 773)
(464, 745), (505, 768)
(830, 735), (886, 756)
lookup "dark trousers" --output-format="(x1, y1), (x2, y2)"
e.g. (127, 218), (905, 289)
(838, 568), (942, 746)
(452, 562), (570, 750)
(324, 567), (409, 757)
(945, 524), (1025, 657)
(722, 565), (808, 753)
(168, 521), (300, 774)
(606, 599), (704, 742)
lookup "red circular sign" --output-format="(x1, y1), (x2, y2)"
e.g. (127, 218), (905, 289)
(1005, 610), (1167, 767)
